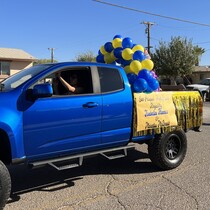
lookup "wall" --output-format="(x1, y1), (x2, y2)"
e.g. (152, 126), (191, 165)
(10, 61), (33, 75)
(191, 66), (210, 83)
(0, 60), (33, 81)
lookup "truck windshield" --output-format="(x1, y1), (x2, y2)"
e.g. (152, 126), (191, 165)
(0, 64), (52, 91)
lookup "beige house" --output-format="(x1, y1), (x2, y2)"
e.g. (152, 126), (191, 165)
(159, 65), (210, 86)
(0, 48), (36, 81)
(191, 66), (210, 83)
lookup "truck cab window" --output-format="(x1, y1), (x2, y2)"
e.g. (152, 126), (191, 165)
(27, 67), (93, 97)
(52, 68), (93, 95)
(98, 67), (124, 93)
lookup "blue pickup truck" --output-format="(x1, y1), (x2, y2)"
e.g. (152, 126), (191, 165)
(0, 62), (202, 208)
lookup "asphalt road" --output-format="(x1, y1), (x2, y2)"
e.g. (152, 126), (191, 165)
(5, 102), (210, 210)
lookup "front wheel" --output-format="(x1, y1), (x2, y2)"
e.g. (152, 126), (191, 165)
(148, 130), (187, 170)
(0, 161), (11, 209)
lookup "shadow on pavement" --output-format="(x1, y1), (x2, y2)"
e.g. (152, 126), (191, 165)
(7, 148), (159, 204)
(203, 123), (210, 126)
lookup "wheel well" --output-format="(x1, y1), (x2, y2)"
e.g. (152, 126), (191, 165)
(0, 129), (12, 165)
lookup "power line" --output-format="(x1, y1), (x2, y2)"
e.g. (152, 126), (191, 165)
(193, 41), (210, 45)
(93, 0), (210, 27)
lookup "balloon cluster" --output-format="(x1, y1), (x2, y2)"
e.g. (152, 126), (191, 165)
(96, 35), (160, 93)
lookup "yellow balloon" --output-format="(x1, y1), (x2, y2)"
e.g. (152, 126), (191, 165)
(132, 44), (144, 53)
(104, 53), (114, 64)
(130, 60), (142, 74)
(122, 48), (133, 60)
(141, 59), (154, 70)
(110, 50), (116, 60)
(124, 65), (132, 74)
(112, 38), (122, 48)
(100, 45), (107, 55)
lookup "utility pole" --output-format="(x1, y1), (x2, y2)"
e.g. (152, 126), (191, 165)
(48, 48), (55, 63)
(142, 21), (155, 54)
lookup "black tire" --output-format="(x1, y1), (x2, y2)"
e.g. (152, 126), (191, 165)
(202, 91), (207, 102)
(0, 161), (11, 209)
(148, 130), (187, 170)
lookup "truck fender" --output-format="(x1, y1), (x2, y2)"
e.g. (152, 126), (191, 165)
(0, 122), (25, 162)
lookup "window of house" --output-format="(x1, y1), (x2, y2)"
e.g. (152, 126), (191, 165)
(98, 67), (124, 93)
(0, 61), (10, 75)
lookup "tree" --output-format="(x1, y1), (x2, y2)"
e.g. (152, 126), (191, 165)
(151, 36), (202, 84)
(193, 45), (205, 66)
(33, 59), (58, 65)
(74, 51), (96, 62)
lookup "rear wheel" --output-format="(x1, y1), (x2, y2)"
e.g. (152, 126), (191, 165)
(0, 161), (11, 209)
(148, 130), (187, 170)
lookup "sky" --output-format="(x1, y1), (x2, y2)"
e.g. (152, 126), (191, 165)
(1, 0), (210, 66)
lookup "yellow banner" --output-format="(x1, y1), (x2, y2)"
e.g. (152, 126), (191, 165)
(133, 91), (203, 136)
(134, 92), (178, 132)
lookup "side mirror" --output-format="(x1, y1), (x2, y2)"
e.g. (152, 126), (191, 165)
(33, 83), (53, 98)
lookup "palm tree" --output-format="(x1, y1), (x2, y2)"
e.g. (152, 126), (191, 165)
(193, 45), (205, 66)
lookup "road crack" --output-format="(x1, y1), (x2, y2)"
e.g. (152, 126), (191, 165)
(105, 174), (126, 209)
(162, 175), (199, 210)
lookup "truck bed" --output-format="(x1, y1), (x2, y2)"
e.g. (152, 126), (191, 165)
(133, 91), (203, 136)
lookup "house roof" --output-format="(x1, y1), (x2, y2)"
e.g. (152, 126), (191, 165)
(0, 48), (37, 61)
(194, 66), (210, 72)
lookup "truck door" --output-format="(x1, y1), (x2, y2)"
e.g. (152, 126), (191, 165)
(23, 67), (102, 160)
(98, 67), (133, 146)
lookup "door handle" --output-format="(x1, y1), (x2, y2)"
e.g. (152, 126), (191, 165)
(83, 102), (98, 108)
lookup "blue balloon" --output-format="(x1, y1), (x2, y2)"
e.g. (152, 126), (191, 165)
(122, 37), (133, 48)
(96, 54), (104, 63)
(113, 34), (123, 39)
(132, 78), (148, 93)
(104, 42), (113, 53)
(115, 58), (122, 65)
(138, 69), (153, 81)
(120, 59), (131, 67)
(127, 73), (137, 85)
(148, 78), (160, 91)
(145, 86), (153, 93)
(98, 50), (103, 55)
(111, 61), (117, 65)
(133, 50), (145, 62)
(113, 47), (123, 59)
